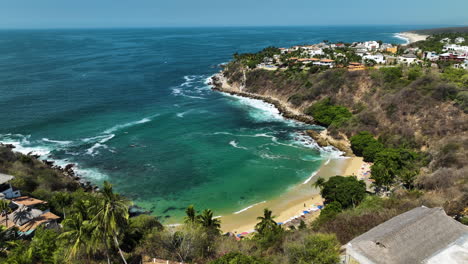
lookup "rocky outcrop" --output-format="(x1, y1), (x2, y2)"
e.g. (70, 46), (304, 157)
(211, 73), (351, 154)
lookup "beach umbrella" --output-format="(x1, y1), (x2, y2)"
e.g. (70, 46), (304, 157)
(303, 211), (310, 214)
(241, 232), (249, 235)
(277, 222), (283, 225)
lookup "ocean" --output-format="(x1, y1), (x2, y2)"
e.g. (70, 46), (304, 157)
(0, 26), (417, 221)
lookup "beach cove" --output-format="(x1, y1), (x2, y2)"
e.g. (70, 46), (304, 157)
(0, 26), (413, 225)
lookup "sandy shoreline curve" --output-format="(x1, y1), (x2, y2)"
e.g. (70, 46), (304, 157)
(396, 32), (429, 45)
(219, 156), (364, 233)
(206, 73), (365, 233)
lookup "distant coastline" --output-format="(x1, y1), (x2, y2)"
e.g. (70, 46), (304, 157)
(395, 32), (429, 45)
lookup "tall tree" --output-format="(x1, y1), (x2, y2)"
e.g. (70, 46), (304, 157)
(255, 208), (278, 235)
(312, 177), (325, 190)
(184, 205), (196, 224)
(0, 200), (11, 227)
(320, 176), (366, 208)
(59, 214), (97, 262)
(52, 192), (72, 219)
(92, 181), (131, 264)
(197, 209), (221, 232)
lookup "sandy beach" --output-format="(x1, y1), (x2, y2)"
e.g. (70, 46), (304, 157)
(396, 32), (429, 45)
(220, 156), (365, 233)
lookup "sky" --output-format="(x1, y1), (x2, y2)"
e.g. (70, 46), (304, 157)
(0, 0), (467, 29)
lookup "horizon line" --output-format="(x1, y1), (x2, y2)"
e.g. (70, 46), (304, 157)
(0, 24), (463, 31)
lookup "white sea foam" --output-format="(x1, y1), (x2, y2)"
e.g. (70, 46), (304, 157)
(0, 134), (51, 156)
(1, 134), (108, 181)
(303, 171), (318, 184)
(176, 110), (192, 118)
(104, 117), (153, 134)
(42, 138), (73, 145)
(394, 33), (410, 44)
(86, 143), (108, 156)
(234, 201), (267, 214)
(229, 140), (248, 150)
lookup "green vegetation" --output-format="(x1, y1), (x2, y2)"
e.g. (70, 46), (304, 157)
(315, 176), (366, 209)
(409, 33), (468, 53)
(233, 47), (281, 69)
(285, 233), (340, 264)
(306, 98), (352, 127)
(350, 131), (384, 162)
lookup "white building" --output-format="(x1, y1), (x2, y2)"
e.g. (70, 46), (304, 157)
(308, 48), (324, 56)
(364, 41), (380, 51)
(455, 37), (465, 44)
(398, 54), (418, 64)
(363, 54), (386, 64)
(444, 44), (468, 54)
(0, 173), (21, 199)
(424, 51), (439, 61)
(440, 37), (451, 44)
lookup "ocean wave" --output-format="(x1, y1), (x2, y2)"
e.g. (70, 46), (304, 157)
(234, 201), (266, 214)
(42, 138), (73, 145)
(393, 33), (410, 44)
(303, 171), (318, 184)
(86, 143), (108, 156)
(229, 140), (248, 150)
(1, 133), (109, 181)
(103, 116), (155, 134)
(0, 134), (51, 156)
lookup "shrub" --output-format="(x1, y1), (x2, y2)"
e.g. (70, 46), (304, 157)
(285, 233), (340, 264)
(350, 131), (384, 162)
(320, 176), (366, 208)
(306, 98), (352, 127)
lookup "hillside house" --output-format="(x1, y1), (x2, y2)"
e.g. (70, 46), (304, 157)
(363, 54), (385, 64)
(345, 207), (468, 264)
(440, 37), (451, 43)
(423, 51), (439, 61)
(455, 37), (465, 44)
(364, 41), (380, 51)
(0, 173), (21, 199)
(398, 53), (418, 64)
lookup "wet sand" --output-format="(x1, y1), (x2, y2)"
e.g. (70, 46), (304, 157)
(220, 156), (364, 233)
(397, 32), (429, 45)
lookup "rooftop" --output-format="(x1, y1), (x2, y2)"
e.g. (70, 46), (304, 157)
(18, 211), (60, 232)
(12, 196), (47, 207)
(346, 207), (468, 264)
(0, 173), (14, 185)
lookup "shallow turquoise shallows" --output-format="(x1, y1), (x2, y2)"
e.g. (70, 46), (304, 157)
(0, 26), (416, 221)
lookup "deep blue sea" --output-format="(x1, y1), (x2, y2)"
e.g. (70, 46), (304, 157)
(0, 26), (419, 221)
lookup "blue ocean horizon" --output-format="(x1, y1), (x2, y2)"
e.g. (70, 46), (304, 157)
(0, 25), (425, 221)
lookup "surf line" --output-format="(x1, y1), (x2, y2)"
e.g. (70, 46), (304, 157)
(234, 201), (267, 214)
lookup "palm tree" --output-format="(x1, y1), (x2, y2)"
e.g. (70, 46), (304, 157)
(197, 209), (221, 230)
(59, 214), (97, 261)
(184, 205), (196, 224)
(0, 200), (11, 227)
(52, 192), (72, 219)
(312, 177), (326, 190)
(92, 181), (131, 264)
(255, 208), (278, 235)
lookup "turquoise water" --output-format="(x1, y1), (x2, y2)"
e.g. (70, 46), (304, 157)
(0, 26), (415, 221)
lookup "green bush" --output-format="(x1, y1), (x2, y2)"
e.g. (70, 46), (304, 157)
(379, 67), (403, 83)
(285, 233), (340, 264)
(306, 98), (352, 127)
(320, 176), (366, 208)
(350, 131), (384, 162)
